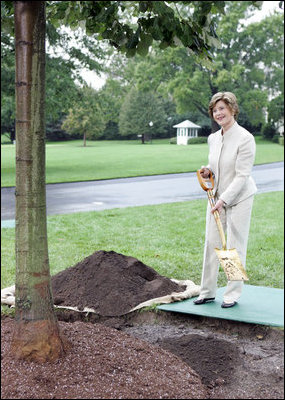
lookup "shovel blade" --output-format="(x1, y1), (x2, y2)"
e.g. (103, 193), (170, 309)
(215, 248), (249, 281)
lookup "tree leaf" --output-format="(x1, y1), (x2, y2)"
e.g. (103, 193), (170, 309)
(126, 47), (137, 57)
(140, 32), (153, 47)
(137, 40), (149, 56)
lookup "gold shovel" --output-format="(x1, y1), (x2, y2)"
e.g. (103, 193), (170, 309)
(197, 169), (249, 281)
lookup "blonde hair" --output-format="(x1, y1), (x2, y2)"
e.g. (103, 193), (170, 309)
(208, 92), (239, 120)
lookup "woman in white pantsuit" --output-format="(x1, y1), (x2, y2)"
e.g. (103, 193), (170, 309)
(194, 92), (257, 308)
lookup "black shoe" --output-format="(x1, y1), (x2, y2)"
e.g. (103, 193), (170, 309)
(221, 301), (237, 308)
(194, 297), (215, 305)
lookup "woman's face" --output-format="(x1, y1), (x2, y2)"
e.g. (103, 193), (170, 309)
(212, 100), (234, 129)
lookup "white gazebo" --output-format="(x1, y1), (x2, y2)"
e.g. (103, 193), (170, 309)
(173, 120), (201, 145)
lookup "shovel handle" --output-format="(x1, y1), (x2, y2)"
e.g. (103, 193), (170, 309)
(196, 169), (214, 191)
(196, 169), (226, 249)
(207, 190), (227, 250)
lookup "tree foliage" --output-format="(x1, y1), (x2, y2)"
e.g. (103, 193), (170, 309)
(45, 0), (227, 61)
(62, 86), (106, 145)
(1, 0), (237, 140)
(1, 1), (107, 140)
(1, 41), (81, 140)
(103, 2), (283, 134)
(1, 29), (15, 139)
(2, 2), (282, 142)
(119, 88), (168, 140)
(167, 2), (283, 132)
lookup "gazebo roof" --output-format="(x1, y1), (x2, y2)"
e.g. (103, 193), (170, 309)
(173, 119), (201, 128)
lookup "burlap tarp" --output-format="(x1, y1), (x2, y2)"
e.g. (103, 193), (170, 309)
(1, 279), (200, 315)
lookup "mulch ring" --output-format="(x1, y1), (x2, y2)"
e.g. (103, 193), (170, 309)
(1, 317), (208, 399)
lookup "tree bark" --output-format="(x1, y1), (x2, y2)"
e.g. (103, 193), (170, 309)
(11, 1), (65, 362)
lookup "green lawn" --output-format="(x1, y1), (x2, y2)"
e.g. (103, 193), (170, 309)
(1, 191), (283, 290)
(1, 137), (283, 187)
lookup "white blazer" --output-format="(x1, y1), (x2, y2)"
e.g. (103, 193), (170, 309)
(207, 121), (257, 206)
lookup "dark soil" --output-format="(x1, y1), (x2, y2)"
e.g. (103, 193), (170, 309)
(51, 250), (186, 316)
(1, 250), (284, 399)
(121, 312), (284, 399)
(159, 333), (240, 386)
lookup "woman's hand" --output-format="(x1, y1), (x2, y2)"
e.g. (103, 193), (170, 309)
(200, 166), (210, 178)
(211, 199), (225, 214)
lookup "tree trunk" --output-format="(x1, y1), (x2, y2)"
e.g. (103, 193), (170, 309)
(11, 1), (65, 362)
(83, 132), (86, 147)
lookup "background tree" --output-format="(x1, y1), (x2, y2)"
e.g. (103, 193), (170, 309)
(1, 50), (81, 142)
(267, 94), (284, 133)
(45, 55), (81, 141)
(62, 86), (106, 146)
(108, 2), (283, 135)
(1, 1), (107, 142)
(264, 93), (284, 139)
(119, 87), (167, 142)
(170, 2), (283, 133)
(98, 77), (129, 139)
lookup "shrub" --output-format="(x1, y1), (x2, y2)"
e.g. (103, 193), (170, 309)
(169, 137), (177, 144)
(262, 123), (276, 140)
(187, 137), (208, 144)
(271, 134), (284, 146)
(272, 135), (280, 143)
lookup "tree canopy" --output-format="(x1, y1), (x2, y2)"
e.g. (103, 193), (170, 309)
(58, 2), (285, 141)
(45, 0), (227, 60)
(3, 1), (282, 142)
(105, 1), (283, 134)
(62, 85), (106, 145)
(3, 0), (252, 141)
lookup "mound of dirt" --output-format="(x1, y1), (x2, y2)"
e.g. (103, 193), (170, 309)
(51, 250), (186, 316)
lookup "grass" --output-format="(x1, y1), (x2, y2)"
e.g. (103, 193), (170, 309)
(1, 191), (283, 291)
(1, 137), (284, 187)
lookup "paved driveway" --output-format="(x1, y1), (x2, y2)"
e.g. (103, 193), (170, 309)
(1, 162), (283, 223)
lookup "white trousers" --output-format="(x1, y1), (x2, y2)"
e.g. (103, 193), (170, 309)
(199, 195), (254, 303)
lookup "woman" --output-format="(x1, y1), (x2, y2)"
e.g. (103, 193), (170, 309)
(194, 92), (257, 308)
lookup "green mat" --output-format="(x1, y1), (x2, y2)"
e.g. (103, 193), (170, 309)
(158, 285), (284, 327)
